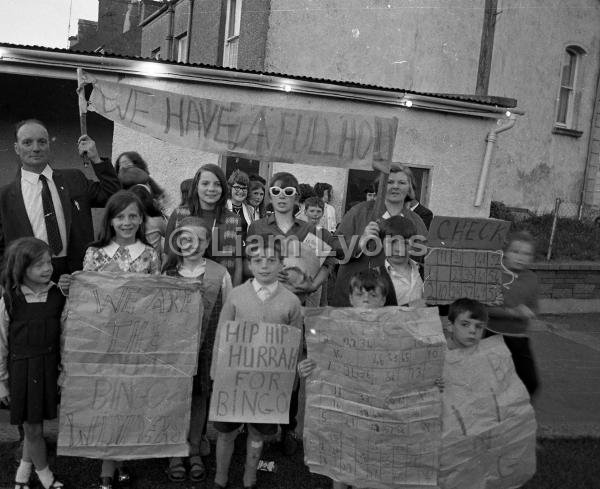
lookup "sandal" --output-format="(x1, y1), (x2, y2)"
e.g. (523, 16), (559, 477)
(47, 477), (64, 488)
(189, 456), (206, 482)
(167, 458), (186, 482)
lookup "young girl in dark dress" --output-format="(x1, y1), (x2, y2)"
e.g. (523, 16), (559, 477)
(0, 238), (66, 489)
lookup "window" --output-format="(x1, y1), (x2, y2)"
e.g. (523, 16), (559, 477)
(223, 0), (242, 68)
(151, 47), (161, 60)
(554, 46), (585, 137)
(173, 33), (188, 63)
(224, 156), (260, 180)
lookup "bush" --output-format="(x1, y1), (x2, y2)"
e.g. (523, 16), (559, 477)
(490, 202), (600, 261)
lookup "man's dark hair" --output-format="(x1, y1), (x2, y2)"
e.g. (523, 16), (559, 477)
(448, 298), (489, 324)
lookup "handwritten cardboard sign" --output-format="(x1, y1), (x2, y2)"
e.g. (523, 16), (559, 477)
(209, 320), (301, 424)
(424, 217), (510, 305)
(427, 217), (511, 250)
(85, 74), (397, 171)
(304, 307), (445, 488)
(57, 272), (203, 460)
(439, 336), (536, 489)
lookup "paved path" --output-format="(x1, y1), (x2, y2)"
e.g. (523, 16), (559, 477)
(2, 314), (599, 443)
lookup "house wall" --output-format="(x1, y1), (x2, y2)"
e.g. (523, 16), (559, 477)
(488, 0), (600, 216)
(261, 0), (600, 216)
(264, 0), (482, 93)
(141, 8), (170, 58)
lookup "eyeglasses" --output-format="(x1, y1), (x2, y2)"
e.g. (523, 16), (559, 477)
(232, 185), (248, 192)
(269, 186), (297, 197)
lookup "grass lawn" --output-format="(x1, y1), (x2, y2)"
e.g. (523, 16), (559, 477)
(0, 437), (598, 488)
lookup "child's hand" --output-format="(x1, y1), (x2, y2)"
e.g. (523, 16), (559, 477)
(408, 299), (427, 308)
(515, 304), (536, 320)
(434, 378), (445, 392)
(297, 359), (317, 378)
(0, 394), (9, 407)
(58, 274), (72, 296)
(358, 221), (380, 252)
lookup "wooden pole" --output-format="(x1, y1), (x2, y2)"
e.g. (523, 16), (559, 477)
(372, 171), (388, 222)
(475, 0), (498, 96)
(76, 68), (90, 167)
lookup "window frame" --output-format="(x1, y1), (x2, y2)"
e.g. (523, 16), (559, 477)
(553, 45), (586, 137)
(174, 32), (188, 63)
(223, 0), (242, 68)
(151, 47), (161, 60)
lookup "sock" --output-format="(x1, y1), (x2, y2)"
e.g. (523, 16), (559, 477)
(214, 430), (237, 486)
(36, 466), (62, 489)
(15, 460), (32, 483)
(243, 431), (264, 488)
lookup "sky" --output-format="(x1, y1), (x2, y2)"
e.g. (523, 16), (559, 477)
(0, 0), (99, 48)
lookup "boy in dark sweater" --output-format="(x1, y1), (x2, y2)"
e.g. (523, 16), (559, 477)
(487, 230), (539, 397)
(211, 239), (303, 489)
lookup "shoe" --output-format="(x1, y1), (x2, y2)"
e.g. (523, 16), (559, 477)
(189, 455), (206, 482)
(167, 458), (186, 482)
(115, 467), (132, 487)
(212, 483), (227, 489)
(14, 482), (30, 489)
(281, 430), (299, 456)
(47, 477), (65, 488)
(243, 486), (257, 489)
(98, 476), (113, 489)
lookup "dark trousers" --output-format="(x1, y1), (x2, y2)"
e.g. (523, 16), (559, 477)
(503, 336), (539, 397)
(282, 383), (300, 432)
(51, 256), (69, 283)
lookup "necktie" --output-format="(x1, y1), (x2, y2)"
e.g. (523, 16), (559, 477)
(257, 287), (270, 302)
(39, 175), (63, 256)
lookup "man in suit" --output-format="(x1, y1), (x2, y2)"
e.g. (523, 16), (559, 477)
(0, 119), (120, 280)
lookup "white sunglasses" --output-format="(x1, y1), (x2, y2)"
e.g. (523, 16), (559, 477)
(269, 186), (297, 197)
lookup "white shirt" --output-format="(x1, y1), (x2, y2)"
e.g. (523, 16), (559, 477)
(21, 166), (67, 257)
(252, 278), (278, 301)
(178, 258), (233, 300)
(385, 259), (423, 306)
(320, 202), (337, 233)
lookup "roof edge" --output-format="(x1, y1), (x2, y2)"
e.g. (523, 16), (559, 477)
(0, 43), (522, 118)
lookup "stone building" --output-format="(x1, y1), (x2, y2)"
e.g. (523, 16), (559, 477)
(138, 0), (600, 218)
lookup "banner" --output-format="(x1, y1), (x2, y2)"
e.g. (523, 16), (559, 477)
(304, 307), (445, 489)
(209, 320), (301, 424)
(57, 272), (203, 460)
(424, 217), (511, 305)
(84, 73), (398, 171)
(439, 336), (537, 489)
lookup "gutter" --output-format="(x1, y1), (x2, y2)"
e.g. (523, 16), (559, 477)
(0, 45), (521, 119)
(474, 114), (517, 207)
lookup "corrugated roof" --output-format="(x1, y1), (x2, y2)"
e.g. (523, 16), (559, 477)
(0, 42), (517, 108)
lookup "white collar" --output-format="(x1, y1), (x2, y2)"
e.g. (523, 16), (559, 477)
(252, 279), (278, 295)
(385, 259), (419, 276)
(178, 258), (207, 277)
(21, 165), (53, 185)
(102, 240), (146, 261)
(20, 281), (55, 296)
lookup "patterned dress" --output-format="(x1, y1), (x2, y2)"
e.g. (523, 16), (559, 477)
(82, 240), (161, 273)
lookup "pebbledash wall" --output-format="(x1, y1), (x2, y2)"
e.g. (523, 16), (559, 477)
(262, 0), (600, 216)
(109, 77), (507, 219)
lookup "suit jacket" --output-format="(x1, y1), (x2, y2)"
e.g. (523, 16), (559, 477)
(0, 159), (120, 273)
(412, 202), (433, 229)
